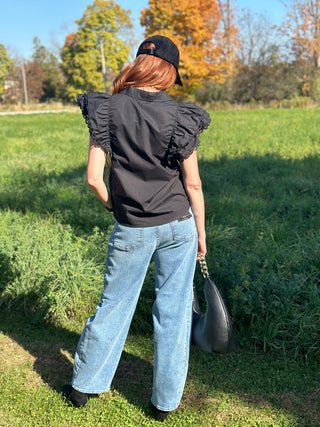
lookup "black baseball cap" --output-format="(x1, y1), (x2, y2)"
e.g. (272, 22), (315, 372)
(136, 35), (183, 86)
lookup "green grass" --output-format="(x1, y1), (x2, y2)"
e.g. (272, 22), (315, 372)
(198, 109), (320, 359)
(2, 109), (319, 359)
(0, 109), (319, 425)
(0, 307), (319, 426)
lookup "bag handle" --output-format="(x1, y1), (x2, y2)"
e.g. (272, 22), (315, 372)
(197, 252), (210, 279)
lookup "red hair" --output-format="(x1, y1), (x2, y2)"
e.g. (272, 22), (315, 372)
(112, 42), (177, 94)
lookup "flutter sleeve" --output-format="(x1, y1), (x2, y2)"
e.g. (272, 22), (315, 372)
(168, 102), (211, 161)
(77, 91), (112, 153)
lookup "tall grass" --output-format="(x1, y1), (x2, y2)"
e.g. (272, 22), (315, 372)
(0, 109), (319, 361)
(199, 108), (320, 360)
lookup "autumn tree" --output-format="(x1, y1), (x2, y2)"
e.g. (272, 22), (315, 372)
(284, 0), (320, 68)
(215, 0), (239, 78)
(194, 7), (302, 106)
(140, 0), (239, 95)
(61, 0), (133, 99)
(282, 0), (320, 98)
(32, 37), (66, 101)
(4, 60), (45, 103)
(0, 44), (13, 97)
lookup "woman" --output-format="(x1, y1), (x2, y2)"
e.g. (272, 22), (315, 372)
(63, 35), (211, 422)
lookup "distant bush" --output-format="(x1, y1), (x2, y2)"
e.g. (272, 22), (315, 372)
(193, 59), (320, 110)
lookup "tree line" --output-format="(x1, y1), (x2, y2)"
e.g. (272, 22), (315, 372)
(1, 0), (320, 106)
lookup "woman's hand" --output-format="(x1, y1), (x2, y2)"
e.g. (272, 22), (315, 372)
(197, 237), (207, 259)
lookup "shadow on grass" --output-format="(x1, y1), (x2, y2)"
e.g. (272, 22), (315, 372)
(1, 303), (319, 426)
(187, 348), (320, 426)
(0, 305), (154, 414)
(0, 151), (318, 254)
(0, 155), (319, 235)
(0, 165), (115, 234)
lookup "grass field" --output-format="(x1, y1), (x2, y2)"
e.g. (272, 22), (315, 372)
(0, 108), (319, 425)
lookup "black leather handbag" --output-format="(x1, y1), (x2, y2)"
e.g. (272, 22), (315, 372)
(192, 254), (235, 353)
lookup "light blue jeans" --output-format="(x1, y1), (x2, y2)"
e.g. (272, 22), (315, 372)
(71, 212), (198, 412)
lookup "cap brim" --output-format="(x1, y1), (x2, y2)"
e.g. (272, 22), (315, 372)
(175, 72), (183, 86)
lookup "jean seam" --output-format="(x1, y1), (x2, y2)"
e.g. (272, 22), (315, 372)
(179, 299), (192, 397)
(155, 226), (160, 249)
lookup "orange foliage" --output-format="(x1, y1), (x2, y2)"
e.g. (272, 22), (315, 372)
(285, 0), (320, 68)
(63, 33), (77, 48)
(140, 0), (238, 94)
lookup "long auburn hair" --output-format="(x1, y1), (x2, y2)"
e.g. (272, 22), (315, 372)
(112, 42), (177, 94)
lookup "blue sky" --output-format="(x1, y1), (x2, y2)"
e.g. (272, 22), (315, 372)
(0, 0), (287, 59)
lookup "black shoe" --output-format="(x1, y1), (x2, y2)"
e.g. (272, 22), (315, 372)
(62, 384), (88, 408)
(151, 403), (170, 422)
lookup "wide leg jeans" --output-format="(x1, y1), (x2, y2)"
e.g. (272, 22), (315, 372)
(71, 213), (198, 411)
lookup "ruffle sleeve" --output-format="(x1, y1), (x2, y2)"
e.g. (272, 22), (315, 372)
(168, 102), (211, 161)
(77, 91), (112, 153)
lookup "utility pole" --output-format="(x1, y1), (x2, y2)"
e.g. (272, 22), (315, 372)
(21, 58), (28, 105)
(100, 40), (107, 93)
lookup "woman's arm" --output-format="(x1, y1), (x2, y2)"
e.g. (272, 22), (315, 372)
(180, 150), (206, 257)
(86, 139), (112, 210)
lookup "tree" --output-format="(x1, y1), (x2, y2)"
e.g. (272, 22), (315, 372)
(140, 0), (239, 95)
(237, 9), (286, 67)
(25, 61), (46, 102)
(4, 60), (45, 104)
(218, 8), (301, 105)
(232, 61), (299, 103)
(283, 0), (320, 69)
(32, 37), (66, 101)
(281, 0), (320, 98)
(0, 44), (13, 96)
(61, 0), (133, 99)
(215, 0), (239, 78)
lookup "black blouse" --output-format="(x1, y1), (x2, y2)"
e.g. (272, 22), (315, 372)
(77, 87), (211, 227)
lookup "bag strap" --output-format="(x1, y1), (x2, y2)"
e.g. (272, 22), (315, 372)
(197, 252), (210, 279)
